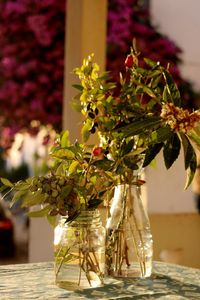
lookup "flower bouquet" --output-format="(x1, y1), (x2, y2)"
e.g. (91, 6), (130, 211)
(1, 42), (200, 282)
(72, 42), (200, 277)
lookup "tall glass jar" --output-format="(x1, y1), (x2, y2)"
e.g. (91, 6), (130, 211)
(54, 210), (106, 290)
(106, 182), (153, 278)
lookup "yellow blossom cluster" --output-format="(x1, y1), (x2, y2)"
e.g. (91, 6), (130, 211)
(160, 103), (200, 133)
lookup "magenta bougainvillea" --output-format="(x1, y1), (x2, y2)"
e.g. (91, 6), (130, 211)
(0, 0), (66, 149)
(0, 0), (198, 149)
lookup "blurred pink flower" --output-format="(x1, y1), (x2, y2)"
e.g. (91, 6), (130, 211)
(4, 1), (26, 16)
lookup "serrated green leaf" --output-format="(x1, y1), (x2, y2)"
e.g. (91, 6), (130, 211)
(143, 143), (163, 168)
(1, 178), (13, 187)
(163, 133), (181, 169)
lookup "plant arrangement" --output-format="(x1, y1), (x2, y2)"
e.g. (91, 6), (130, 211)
(72, 45), (200, 277)
(1, 42), (199, 227)
(1, 45), (200, 283)
(73, 45), (200, 189)
(1, 130), (114, 224)
(1, 130), (114, 288)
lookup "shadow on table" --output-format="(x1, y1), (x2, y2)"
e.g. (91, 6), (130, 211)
(65, 274), (200, 300)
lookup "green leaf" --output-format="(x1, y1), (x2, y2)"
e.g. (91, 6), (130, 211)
(55, 162), (67, 176)
(92, 159), (113, 171)
(0, 185), (9, 193)
(22, 191), (47, 207)
(52, 149), (75, 159)
(60, 185), (73, 199)
(71, 99), (82, 112)
(179, 133), (194, 170)
(66, 210), (80, 223)
(27, 205), (51, 217)
(151, 126), (173, 143)
(90, 175), (97, 185)
(143, 143), (163, 168)
(163, 133), (181, 169)
(163, 86), (170, 102)
(117, 116), (161, 137)
(162, 70), (181, 107)
(144, 57), (159, 68)
(47, 215), (58, 227)
(87, 198), (102, 209)
(72, 84), (84, 91)
(15, 180), (31, 190)
(0, 178), (13, 188)
(143, 86), (156, 98)
(68, 161), (79, 175)
(81, 119), (93, 142)
(60, 130), (70, 148)
(123, 156), (139, 170)
(184, 151), (197, 190)
(187, 131), (200, 151)
(10, 189), (28, 207)
(121, 139), (134, 156)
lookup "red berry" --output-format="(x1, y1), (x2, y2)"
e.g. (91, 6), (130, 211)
(93, 147), (103, 156)
(125, 54), (134, 68)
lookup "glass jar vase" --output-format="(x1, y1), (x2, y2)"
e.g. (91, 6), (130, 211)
(106, 182), (153, 278)
(54, 210), (106, 290)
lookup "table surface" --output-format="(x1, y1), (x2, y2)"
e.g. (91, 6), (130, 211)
(0, 261), (199, 300)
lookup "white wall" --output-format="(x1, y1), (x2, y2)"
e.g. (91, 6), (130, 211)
(147, 0), (200, 213)
(151, 0), (200, 89)
(146, 152), (196, 213)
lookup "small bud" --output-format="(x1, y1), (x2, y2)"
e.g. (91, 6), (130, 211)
(52, 190), (59, 198)
(93, 147), (103, 156)
(59, 178), (65, 186)
(125, 54), (134, 68)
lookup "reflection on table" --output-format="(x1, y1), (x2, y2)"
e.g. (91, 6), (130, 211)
(0, 261), (199, 299)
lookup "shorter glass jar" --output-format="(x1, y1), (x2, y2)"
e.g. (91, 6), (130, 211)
(54, 210), (106, 290)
